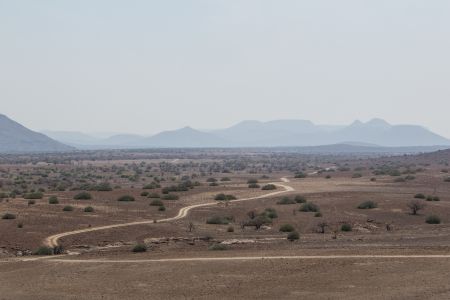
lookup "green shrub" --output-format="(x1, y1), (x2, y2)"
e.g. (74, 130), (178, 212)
(263, 208), (278, 219)
(148, 192), (160, 198)
(74, 192), (92, 200)
(352, 173), (363, 178)
(261, 184), (277, 190)
(414, 193), (426, 199)
(279, 224), (295, 232)
(294, 195), (307, 203)
(314, 212), (323, 217)
(158, 206), (166, 211)
(140, 191), (149, 197)
(277, 197), (296, 205)
(206, 215), (233, 225)
(426, 215), (441, 224)
(208, 244), (228, 251)
(143, 182), (160, 189)
(84, 206), (94, 212)
(294, 172), (307, 179)
(358, 201), (377, 209)
(247, 178), (258, 184)
(96, 182), (112, 191)
(48, 196), (59, 204)
(243, 215), (273, 229)
(426, 195), (440, 202)
(341, 223), (352, 232)
(150, 199), (164, 206)
(132, 244), (147, 252)
(248, 183), (260, 188)
(162, 194), (179, 200)
(2, 213), (16, 220)
(117, 195), (135, 202)
(287, 231), (300, 241)
(34, 246), (53, 256)
(299, 202), (319, 212)
(24, 192), (43, 199)
(62, 205), (74, 212)
(214, 193), (237, 201)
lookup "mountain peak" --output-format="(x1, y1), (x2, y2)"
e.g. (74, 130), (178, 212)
(350, 120), (364, 127)
(366, 118), (391, 127)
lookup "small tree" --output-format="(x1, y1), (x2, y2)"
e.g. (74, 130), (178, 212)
(247, 210), (257, 219)
(188, 221), (195, 232)
(317, 222), (328, 234)
(407, 200), (425, 215)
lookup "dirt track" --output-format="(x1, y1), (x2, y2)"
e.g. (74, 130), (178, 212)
(44, 178), (294, 248)
(45, 254), (450, 263)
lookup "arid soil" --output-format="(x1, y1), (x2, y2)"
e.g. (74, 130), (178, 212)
(2, 150), (450, 299)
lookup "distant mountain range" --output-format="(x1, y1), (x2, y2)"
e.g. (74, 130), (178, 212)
(43, 118), (450, 149)
(0, 114), (74, 153)
(1, 113), (449, 153)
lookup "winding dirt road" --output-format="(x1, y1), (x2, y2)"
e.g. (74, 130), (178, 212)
(44, 178), (294, 248)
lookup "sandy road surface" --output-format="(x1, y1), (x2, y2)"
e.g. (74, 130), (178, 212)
(45, 254), (450, 263)
(44, 178), (294, 248)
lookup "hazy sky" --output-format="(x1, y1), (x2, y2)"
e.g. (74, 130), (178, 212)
(1, 0), (450, 137)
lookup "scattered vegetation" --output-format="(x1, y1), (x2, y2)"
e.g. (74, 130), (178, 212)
(426, 215), (441, 224)
(209, 244), (228, 251)
(74, 192), (92, 200)
(407, 200), (425, 215)
(162, 194), (179, 200)
(117, 195), (135, 202)
(214, 193), (237, 201)
(287, 231), (300, 241)
(279, 224), (295, 232)
(132, 244), (147, 252)
(34, 246), (54, 256)
(62, 205), (74, 212)
(48, 196), (59, 204)
(2, 213), (16, 220)
(299, 202), (319, 212)
(341, 223), (352, 232)
(206, 215), (234, 225)
(277, 196), (296, 205)
(84, 206), (94, 212)
(357, 201), (377, 209)
(261, 184), (277, 190)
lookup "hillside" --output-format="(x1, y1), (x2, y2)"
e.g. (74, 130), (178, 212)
(0, 114), (74, 153)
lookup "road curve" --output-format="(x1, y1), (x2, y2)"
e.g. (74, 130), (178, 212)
(44, 178), (294, 248)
